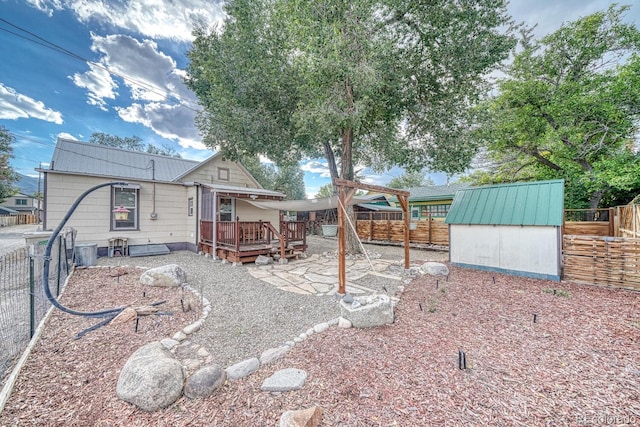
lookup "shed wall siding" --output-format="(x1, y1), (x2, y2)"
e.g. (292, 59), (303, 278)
(45, 174), (192, 247)
(450, 225), (560, 277)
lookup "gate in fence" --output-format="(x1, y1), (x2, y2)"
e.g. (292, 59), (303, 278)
(0, 228), (76, 387)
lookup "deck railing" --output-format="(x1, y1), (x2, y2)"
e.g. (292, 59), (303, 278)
(280, 221), (306, 247)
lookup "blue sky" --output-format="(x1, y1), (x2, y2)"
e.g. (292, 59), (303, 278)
(1, 0), (638, 198)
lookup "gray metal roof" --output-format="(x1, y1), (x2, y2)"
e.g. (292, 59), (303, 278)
(388, 182), (471, 203)
(49, 138), (209, 182)
(445, 179), (564, 226)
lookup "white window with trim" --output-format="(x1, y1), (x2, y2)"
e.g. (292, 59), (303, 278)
(112, 186), (138, 230)
(411, 206), (420, 220)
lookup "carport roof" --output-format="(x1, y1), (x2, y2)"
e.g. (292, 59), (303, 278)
(445, 179), (564, 226)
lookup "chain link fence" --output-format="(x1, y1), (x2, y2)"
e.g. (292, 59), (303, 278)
(0, 228), (76, 387)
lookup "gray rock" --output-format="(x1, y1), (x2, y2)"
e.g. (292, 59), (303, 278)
(255, 255), (274, 265)
(421, 262), (449, 276)
(342, 293), (354, 304)
(261, 368), (308, 392)
(172, 331), (187, 341)
(313, 322), (329, 333)
(340, 294), (394, 328)
(327, 318), (339, 326)
(116, 342), (185, 412)
(160, 338), (180, 350)
(338, 317), (352, 328)
(139, 264), (186, 287)
(260, 346), (290, 365)
(183, 320), (202, 335)
(226, 357), (260, 380)
(184, 364), (226, 399)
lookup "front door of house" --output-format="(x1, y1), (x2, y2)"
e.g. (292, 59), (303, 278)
(218, 197), (234, 221)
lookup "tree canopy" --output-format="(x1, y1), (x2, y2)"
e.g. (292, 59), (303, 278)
(471, 5), (640, 208)
(0, 126), (18, 203)
(386, 170), (435, 189)
(89, 132), (182, 158)
(241, 156), (306, 200)
(185, 0), (515, 183)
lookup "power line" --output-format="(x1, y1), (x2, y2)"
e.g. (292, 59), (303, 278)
(0, 17), (201, 113)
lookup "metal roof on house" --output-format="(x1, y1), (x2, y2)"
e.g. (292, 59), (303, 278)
(445, 179), (564, 226)
(388, 182), (470, 203)
(48, 138), (209, 182)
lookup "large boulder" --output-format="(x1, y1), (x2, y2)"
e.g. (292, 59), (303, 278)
(339, 294), (394, 328)
(140, 264), (186, 287)
(183, 364), (226, 399)
(421, 262), (449, 276)
(116, 342), (185, 411)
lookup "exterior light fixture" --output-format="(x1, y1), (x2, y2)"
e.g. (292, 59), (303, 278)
(112, 205), (130, 220)
(249, 194), (258, 200)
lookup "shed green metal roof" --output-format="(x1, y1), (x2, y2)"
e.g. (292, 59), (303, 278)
(445, 179), (564, 226)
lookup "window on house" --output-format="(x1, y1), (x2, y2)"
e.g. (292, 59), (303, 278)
(188, 197), (194, 216)
(411, 207), (420, 220)
(15, 199), (27, 206)
(218, 167), (229, 181)
(422, 204), (451, 217)
(112, 187), (138, 230)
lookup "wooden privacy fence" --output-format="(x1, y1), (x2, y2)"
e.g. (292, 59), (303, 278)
(356, 218), (449, 246)
(563, 235), (640, 290)
(617, 204), (640, 238)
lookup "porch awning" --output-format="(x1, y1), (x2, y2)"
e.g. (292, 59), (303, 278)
(245, 195), (374, 212)
(198, 183), (286, 199)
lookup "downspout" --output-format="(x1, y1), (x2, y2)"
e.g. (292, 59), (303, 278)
(150, 160), (157, 220)
(212, 191), (217, 258)
(195, 184), (200, 250)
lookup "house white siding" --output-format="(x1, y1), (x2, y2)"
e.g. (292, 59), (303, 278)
(450, 224), (561, 280)
(45, 174), (191, 247)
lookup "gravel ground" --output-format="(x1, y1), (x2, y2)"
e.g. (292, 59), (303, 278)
(96, 236), (445, 367)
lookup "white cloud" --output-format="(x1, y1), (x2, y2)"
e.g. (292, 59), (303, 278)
(70, 63), (118, 110)
(25, 0), (63, 17)
(27, 0), (225, 41)
(300, 160), (331, 177)
(116, 103), (205, 150)
(70, 33), (204, 149)
(57, 132), (77, 141)
(0, 84), (63, 124)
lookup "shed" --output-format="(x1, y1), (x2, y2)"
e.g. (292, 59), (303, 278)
(445, 179), (564, 281)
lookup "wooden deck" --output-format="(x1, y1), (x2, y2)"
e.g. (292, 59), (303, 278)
(199, 220), (307, 263)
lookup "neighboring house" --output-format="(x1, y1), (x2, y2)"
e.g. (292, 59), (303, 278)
(446, 179), (564, 281)
(388, 183), (470, 220)
(0, 192), (40, 217)
(40, 138), (303, 262)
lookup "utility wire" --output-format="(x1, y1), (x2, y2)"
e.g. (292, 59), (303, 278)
(0, 17), (201, 112)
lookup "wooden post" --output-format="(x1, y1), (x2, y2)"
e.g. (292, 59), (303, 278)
(332, 178), (411, 289)
(337, 186), (347, 294)
(397, 194), (410, 269)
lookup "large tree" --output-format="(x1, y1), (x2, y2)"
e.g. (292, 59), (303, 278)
(472, 5), (640, 209)
(0, 126), (18, 203)
(185, 0), (515, 181)
(387, 170), (434, 189)
(241, 156), (306, 200)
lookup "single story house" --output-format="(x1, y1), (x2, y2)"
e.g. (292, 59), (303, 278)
(39, 138), (306, 262)
(445, 179), (564, 281)
(388, 183), (470, 220)
(0, 192), (40, 216)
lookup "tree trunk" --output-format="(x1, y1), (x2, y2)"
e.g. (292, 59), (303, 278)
(589, 188), (606, 210)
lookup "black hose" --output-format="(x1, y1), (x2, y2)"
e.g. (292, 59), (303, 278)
(42, 181), (129, 318)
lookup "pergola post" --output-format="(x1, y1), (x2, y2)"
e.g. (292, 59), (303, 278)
(333, 178), (411, 295)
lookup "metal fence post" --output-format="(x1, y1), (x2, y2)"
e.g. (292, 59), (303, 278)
(57, 235), (62, 296)
(29, 253), (35, 338)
